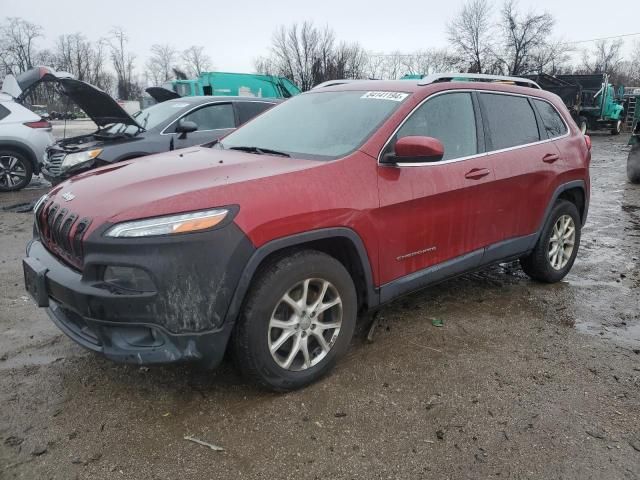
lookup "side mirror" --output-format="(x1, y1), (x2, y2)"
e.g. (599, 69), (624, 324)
(383, 136), (444, 164)
(175, 120), (198, 139)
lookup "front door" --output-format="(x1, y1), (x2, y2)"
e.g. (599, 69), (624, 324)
(374, 91), (498, 286)
(171, 102), (236, 149)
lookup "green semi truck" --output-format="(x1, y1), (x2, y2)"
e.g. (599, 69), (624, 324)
(146, 71), (301, 103)
(524, 73), (625, 135)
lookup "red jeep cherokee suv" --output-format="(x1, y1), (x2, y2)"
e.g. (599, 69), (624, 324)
(23, 74), (590, 391)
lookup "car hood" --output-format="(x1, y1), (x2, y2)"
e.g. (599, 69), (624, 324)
(2, 66), (140, 128)
(145, 86), (181, 103)
(48, 147), (323, 231)
(55, 78), (141, 127)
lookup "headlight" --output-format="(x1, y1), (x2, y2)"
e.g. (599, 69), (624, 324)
(60, 149), (103, 170)
(104, 209), (230, 238)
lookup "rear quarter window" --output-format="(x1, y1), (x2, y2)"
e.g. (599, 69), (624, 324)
(532, 99), (568, 138)
(479, 93), (540, 150)
(0, 104), (10, 121)
(236, 102), (274, 125)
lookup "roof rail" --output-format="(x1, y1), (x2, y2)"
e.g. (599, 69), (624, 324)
(418, 73), (541, 89)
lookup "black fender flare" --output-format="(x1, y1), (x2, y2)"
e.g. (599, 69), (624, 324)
(0, 140), (40, 174)
(222, 227), (378, 326)
(532, 180), (588, 246)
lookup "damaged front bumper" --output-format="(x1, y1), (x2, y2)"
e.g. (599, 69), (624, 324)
(23, 221), (254, 367)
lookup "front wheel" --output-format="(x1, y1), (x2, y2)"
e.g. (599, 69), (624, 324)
(0, 150), (33, 192)
(232, 250), (357, 391)
(520, 200), (581, 283)
(611, 120), (622, 135)
(578, 116), (588, 135)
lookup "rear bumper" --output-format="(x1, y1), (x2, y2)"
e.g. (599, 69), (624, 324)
(24, 219), (254, 367)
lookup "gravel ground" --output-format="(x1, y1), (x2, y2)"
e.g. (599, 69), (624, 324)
(0, 135), (639, 479)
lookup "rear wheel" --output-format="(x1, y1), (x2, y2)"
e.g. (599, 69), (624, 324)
(520, 200), (581, 283)
(0, 150), (33, 192)
(611, 120), (622, 135)
(232, 250), (357, 391)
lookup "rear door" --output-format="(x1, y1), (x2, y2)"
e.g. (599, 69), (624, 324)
(375, 91), (498, 285)
(171, 102), (236, 148)
(479, 92), (562, 242)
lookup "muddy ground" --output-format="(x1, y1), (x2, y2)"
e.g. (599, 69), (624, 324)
(1, 135), (639, 479)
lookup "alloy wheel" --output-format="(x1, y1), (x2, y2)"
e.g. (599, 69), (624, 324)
(548, 214), (576, 270)
(268, 278), (343, 371)
(0, 155), (27, 188)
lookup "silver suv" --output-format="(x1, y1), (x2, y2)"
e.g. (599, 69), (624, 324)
(0, 68), (57, 191)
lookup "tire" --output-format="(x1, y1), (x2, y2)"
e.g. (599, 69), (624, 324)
(628, 143), (640, 184)
(0, 149), (33, 192)
(611, 120), (622, 135)
(520, 199), (581, 283)
(232, 250), (357, 391)
(578, 116), (588, 135)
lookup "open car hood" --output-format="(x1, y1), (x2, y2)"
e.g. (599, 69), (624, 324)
(1, 66), (141, 128)
(145, 86), (181, 103)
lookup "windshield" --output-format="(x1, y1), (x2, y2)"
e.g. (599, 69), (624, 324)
(220, 90), (409, 160)
(101, 100), (190, 135)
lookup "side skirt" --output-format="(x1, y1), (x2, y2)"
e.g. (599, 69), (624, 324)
(378, 233), (537, 304)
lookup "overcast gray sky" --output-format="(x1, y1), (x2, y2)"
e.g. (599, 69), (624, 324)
(3, 0), (639, 73)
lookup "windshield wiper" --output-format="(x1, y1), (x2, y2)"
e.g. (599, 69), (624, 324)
(228, 146), (290, 157)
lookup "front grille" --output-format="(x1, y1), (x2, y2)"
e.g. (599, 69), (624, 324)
(37, 200), (91, 269)
(45, 152), (66, 175)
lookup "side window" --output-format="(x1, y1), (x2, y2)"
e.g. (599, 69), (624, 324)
(393, 92), (477, 161)
(179, 103), (235, 131)
(478, 93), (540, 150)
(532, 99), (567, 139)
(0, 104), (10, 121)
(236, 102), (274, 125)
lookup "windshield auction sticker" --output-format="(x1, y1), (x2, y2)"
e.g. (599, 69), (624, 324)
(361, 91), (409, 101)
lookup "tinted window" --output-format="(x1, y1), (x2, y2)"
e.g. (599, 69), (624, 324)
(479, 93), (540, 150)
(393, 92), (477, 161)
(0, 104), (9, 121)
(181, 103), (235, 131)
(533, 99), (567, 138)
(237, 102), (274, 125)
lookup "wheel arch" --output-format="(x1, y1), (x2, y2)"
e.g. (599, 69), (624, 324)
(0, 140), (40, 174)
(223, 228), (379, 326)
(535, 180), (588, 243)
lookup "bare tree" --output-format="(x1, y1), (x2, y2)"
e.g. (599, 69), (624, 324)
(447, 0), (494, 73)
(580, 39), (624, 76)
(256, 22), (369, 90)
(108, 27), (139, 100)
(182, 45), (211, 77)
(499, 0), (554, 75)
(146, 44), (178, 85)
(53, 33), (112, 91)
(529, 39), (572, 75)
(0, 17), (43, 76)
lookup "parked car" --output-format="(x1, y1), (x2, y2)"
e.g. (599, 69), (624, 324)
(0, 74), (55, 191)
(43, 92), (280, 185)
(23, 74), (591, 391)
